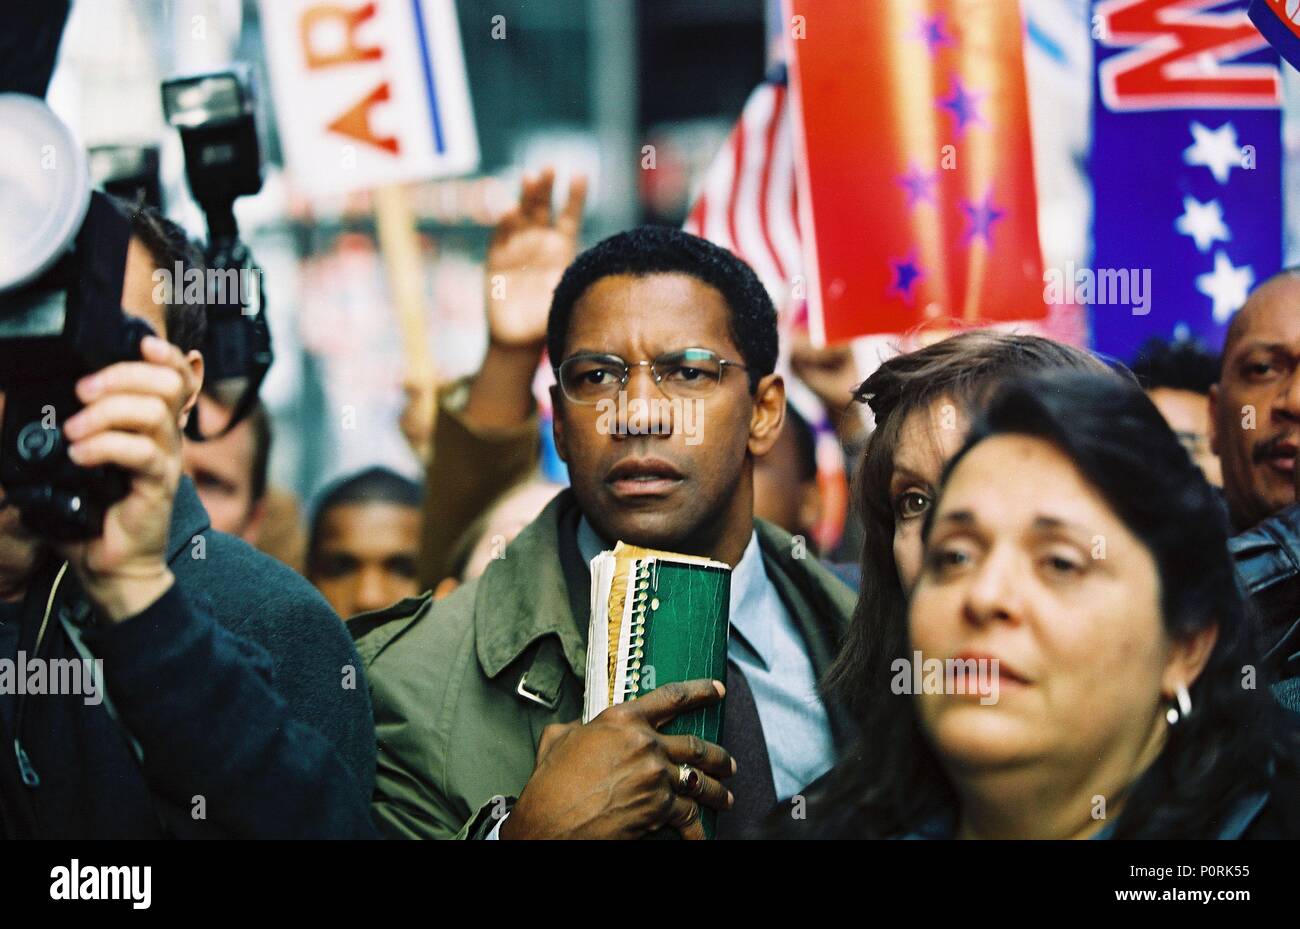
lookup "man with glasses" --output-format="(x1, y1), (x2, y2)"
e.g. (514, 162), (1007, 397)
(357, 226), (857, 839)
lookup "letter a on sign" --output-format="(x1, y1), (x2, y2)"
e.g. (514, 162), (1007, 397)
(259, 0), (479, 195)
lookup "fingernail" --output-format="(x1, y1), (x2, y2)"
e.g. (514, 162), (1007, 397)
(730, 758), (737, 775)
(713, 680), (726, 697)
(726, 791), (734, 808)
(67, 443), (84, 463)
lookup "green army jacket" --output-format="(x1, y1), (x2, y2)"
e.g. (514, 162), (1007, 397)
(355, 489), (858, 839)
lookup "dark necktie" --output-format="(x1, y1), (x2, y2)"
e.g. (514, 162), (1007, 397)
(714, 659), (777, 839)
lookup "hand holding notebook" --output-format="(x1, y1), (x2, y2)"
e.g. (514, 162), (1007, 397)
(501, 679), (734, 839)
(502, 541), (736, 839)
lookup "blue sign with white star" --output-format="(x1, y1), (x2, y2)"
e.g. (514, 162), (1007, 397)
(1090, 0), (1282, 359)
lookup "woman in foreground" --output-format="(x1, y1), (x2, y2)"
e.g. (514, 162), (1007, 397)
(795, 371), (1300, 838)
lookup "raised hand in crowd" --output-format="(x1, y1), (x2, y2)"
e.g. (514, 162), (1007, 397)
(789, 327), (865, 446)
(464, 166), (588, 429)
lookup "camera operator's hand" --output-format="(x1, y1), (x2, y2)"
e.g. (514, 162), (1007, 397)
(500, 680), (734, 840)
(58, 336), (199, 622)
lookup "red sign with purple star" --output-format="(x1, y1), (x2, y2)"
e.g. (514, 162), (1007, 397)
(787, 0), (1047, 344)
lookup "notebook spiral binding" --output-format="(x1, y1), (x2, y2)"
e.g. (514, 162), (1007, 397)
(622, 560), (654, 702)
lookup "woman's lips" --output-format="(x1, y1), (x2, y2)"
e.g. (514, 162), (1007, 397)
(953, 651), (1032, 689)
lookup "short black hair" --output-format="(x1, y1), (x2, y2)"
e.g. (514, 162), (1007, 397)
(307, 466), (422, 570)
(1128, 336), (1219, 395)
(109, 195), (208, 353)
(546, 225), (778, 391)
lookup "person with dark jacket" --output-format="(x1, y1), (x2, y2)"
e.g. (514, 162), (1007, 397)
(0, 478), (377, 838)
(785, 372), (1300, 839)
(1210, 273), (1300, 695)
(0, 204), (375, 838)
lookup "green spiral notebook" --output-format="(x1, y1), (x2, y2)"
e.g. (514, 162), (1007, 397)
(584, 542), (731, 837)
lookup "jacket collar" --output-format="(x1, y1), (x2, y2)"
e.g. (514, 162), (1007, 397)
(165, 476), (211, 564)
(474, 489), (589, 681)
(472, 490), (859, 690)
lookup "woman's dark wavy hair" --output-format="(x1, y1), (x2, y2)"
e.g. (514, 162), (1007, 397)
(810, 370), (1292, 839)
(823, 331), (1113, 724)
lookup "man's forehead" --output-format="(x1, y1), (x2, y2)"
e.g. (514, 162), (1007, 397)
(318, 501), (421, 545)
(183, 429), (251, 481)
(566, 272), (738, 353)
(1227, 275), (1300, 356)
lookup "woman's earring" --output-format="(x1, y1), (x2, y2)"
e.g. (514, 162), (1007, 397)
(1166, 683), (1193, 725)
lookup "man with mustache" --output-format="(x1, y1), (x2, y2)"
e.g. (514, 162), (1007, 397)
(358, 226), (856, 839)
(1211, 270), (1300, 684)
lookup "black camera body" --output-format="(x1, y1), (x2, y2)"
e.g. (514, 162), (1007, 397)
(0, 190), (153, 542)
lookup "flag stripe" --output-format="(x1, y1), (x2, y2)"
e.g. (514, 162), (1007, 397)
(684, 77), (801, 310)
(758, 83), (789, 285)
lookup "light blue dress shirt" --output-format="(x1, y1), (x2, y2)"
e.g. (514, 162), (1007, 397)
(577, 519), (835, 801)
(487, 521), (837, 836)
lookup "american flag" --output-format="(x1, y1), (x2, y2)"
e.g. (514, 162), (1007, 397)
(683, 65), (849, 554)
(684, 64), (803, 314)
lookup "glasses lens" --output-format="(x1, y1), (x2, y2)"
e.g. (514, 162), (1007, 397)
(560, 356), (625, 402)
(655, 349), (723, 397)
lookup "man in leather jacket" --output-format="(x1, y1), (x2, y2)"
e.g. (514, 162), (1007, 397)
(1211, 271), (1300, 692)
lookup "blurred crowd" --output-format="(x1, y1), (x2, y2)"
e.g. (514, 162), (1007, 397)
(156, 165), (1300, 840)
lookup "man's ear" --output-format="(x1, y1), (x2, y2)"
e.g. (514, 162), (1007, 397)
(1207, 384), (1221, 457)
(748, 373), (785, 458)
(1162, 623), (1218, 705)
(549, 384), (569, 463)
(178, 350), (205, 429)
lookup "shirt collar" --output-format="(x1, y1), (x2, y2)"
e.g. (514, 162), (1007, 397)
(577, 518), (773, 666)
(727, 530), (773, 667)
(576, 516), (606, 568)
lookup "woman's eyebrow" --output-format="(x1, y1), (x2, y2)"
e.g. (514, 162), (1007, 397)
(1029, 514), (1093, 538)
(890, 465), (932, 487)
(933, 509), (975, 527)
